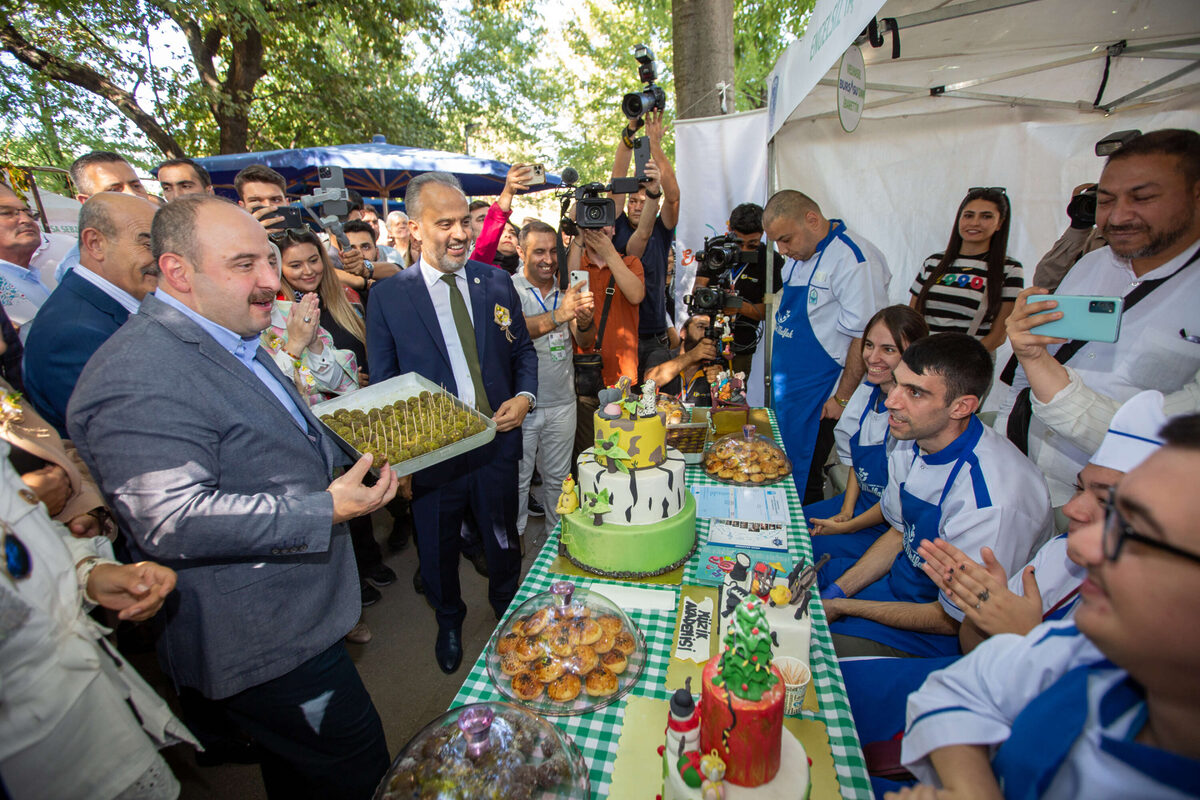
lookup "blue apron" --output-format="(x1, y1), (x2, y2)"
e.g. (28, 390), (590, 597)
(772, 221), (849, 496)
(829, 417), (985, 657)
(806, 383), (891, 561)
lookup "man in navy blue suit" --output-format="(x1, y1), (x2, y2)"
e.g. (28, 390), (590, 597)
(367, 172), (538, 673)
(24, 192), (159, 437)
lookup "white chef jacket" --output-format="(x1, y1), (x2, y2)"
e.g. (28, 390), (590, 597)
(1011, 533), (1085, 620)
(0, 442), (196, 798)
(833, 380), (896, 495)
(903, 620), (1200, 799)
(881, 419), (1054, 619)
(997, 239), (1200, 504)
(777, 221), (890, 367)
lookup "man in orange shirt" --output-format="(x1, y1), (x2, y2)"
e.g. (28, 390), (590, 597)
(568, 224), (644, 455)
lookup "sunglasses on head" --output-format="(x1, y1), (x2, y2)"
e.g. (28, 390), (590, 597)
(267, 228), (317, 245)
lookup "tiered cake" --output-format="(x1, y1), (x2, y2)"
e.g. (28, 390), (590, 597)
(560, 379), (697, 577)
(660, 598), (811, 799)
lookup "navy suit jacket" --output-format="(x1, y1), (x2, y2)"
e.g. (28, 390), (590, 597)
(366, 260), (538, 485)
(24, 269), (129, 437)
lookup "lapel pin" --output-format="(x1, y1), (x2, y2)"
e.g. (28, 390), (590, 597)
(474, 277), (481, 284)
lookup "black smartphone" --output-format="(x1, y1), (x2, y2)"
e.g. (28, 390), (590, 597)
(632, 136), (652, 182)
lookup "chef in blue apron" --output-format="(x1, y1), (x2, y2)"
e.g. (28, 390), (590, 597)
(842, 390), (1168, 795)
(899, 412), (1200, 798)
(762, 191), (890, 498)
(805, 306), (930, 561)
(817, 334), (1053, 658)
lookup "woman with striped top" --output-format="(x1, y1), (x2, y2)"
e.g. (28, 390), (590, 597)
(910, 187), (1023, 352)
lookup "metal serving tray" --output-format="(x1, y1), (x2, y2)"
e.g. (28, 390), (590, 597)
(312, 373), (496, 477)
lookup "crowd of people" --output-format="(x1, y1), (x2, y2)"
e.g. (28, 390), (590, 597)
(0, 122), (1196, 800)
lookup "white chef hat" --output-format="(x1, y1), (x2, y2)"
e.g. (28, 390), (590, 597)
(1089, 390), (1166, 473)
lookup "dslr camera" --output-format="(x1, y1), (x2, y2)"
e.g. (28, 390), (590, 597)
(684, 234), (755, 340)
(622, 44), (667, 119)
(560, 175), (642, 233)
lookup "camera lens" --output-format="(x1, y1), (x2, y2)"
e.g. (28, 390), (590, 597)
(622, 91), (652, 119)
(585, 205), (603, 221)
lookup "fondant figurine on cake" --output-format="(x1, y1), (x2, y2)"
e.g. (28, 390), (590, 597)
(580, 489), (612, 525)
(661, 597), (811, 799)
(560, 376), (697, 578)
(555, 476), (579, 515)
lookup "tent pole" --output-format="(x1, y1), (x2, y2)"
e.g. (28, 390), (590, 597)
(871, 0), (1041, 33)
(763, 137), (777, 410)
(1102, 62), (1200, 111)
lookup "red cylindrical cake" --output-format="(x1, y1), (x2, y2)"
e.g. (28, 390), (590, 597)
(699, 654), (785, 787)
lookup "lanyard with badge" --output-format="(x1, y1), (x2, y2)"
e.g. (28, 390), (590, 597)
(529, 286), (570, 362)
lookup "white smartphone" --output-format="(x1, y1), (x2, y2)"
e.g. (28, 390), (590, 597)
(569, 269), (589, 291)
(530, 163), (546, 184)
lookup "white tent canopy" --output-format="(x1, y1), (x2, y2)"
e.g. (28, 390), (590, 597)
(758, 0), (1198, 398)
(769, 0), (1199, 134)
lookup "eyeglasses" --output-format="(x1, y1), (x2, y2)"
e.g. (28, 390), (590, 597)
(0, 207), (38, 222)
(969, 186), (1007, 195)
(1103, 487), (1200, 566)
(3, 521), (32, 581)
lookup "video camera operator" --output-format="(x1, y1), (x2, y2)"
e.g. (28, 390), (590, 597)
(611, 108), (680, 378)
(694, 203), (784, 379)
(643, 315), (720, 406)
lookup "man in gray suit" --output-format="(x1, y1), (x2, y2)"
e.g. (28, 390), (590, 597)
(68, 194), (398, 800)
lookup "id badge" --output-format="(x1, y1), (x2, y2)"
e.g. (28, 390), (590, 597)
(548, 328), (569, 362)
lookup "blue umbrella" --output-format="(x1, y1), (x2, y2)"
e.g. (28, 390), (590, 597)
(188, 135), (560, 205)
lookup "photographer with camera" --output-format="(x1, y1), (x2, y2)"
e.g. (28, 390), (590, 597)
(1032, 183), (1109, 291)
(470, 163), (536, 271)
(693, 203), (785, 380)
(644, 314), (720, 406)
(567, 221), (645, 456)
(612, 84), (680, 379)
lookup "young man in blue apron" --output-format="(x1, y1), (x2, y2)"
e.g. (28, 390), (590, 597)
(762, 190), (890, 501)
(819, 334), (1053, 658)
(899, 413), (1200, 799)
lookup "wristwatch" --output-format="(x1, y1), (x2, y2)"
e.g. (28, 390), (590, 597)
(517, 391), (536, 412)
(364, 260), (375, 279)
(645, 188), (663, 199)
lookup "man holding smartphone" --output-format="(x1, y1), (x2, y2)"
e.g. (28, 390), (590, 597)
(511, 220), (595, 543)
(998, 128), (1200, 504)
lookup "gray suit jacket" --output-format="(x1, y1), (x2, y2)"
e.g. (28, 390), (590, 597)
(68, 294), (358, 699)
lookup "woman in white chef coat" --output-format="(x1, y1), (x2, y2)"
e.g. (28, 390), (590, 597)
(0, 440), (197, 799)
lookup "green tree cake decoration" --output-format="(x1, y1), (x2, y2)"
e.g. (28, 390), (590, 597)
(714, 598), (778, 701)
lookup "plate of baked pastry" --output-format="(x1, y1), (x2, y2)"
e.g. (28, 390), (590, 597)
(486, 581), (646, 716)
(703, 424), (793, 486)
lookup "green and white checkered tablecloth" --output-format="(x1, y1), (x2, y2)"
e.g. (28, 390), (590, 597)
(452, 410), (870, 799)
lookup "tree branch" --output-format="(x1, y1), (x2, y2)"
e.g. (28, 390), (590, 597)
(0, 22), (184, 157)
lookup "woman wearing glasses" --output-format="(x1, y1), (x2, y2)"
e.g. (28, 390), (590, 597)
(265, 229), (363, 402)
(910, 187), (1023, 352)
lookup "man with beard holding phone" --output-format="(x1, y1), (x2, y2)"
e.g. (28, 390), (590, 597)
(997, 128), (1200, 504)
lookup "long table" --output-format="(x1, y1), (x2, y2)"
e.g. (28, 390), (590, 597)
(452, 410), (870, 798)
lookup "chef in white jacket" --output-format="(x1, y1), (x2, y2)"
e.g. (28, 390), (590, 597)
(896, 412), (1200, 800)
(0, 440), (197, 799)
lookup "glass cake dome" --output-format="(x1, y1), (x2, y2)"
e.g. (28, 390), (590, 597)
(486, 581), (646, 716)
(373, 701), (590, 799)
(703, 424), (793, 486)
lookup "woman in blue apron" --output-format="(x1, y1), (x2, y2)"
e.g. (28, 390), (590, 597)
(805, 306), (928, 562)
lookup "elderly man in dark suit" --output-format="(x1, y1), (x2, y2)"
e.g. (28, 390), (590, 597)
(68, 194), (398, 800)
(24, 191), (159, 437)
(368, 171), (538, 674)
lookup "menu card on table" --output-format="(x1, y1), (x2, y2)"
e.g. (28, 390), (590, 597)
(691, 484), (792, 524)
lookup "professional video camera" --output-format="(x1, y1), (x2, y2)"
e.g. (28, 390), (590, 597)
(1068, 129), (1141, 228)
(683, 234), (756, 344)
(556, 168), (642, 234)
(622, 44), (667, 119)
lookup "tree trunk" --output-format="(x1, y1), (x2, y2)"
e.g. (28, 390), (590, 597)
(0, 21), (185, 157)
(672, 0), (736, 120)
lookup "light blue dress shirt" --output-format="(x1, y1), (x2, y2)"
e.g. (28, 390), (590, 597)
(155, 291), (308, 431)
